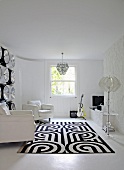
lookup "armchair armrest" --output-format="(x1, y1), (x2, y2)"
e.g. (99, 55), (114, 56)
(10, 110), (33, 115)
(22, 104), (39, 112)
(41, 104), (54, 111)
(22, 104), (40, 120)
(0, 110), (35, 143)
(0, 113), (34, 122)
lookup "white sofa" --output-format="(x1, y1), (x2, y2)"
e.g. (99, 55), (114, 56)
(22, 100), (54, 122)
(0, 103), (35, 143)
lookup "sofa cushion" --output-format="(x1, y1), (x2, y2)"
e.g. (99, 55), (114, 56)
(27, 100), (41, 109)
(0, 102), (11, 115)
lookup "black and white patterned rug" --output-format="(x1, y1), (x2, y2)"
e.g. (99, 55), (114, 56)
(18, 122), (115, 154)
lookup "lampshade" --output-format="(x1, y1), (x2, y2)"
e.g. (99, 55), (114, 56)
(56, 53), (69, 75)
(99, 76), (121, 92)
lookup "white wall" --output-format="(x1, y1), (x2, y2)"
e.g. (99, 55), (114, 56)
(15, 57), (103, 118)
(15, 58), (45, 109)
(104, 35), (124, 134)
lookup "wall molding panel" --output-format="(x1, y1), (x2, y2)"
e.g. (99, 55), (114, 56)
(104, 35), (124, 134)
(0, 46), (15, 109)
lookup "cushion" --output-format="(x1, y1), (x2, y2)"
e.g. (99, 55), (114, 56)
(0, 102), (11, 115)
(27, 100), (41, 109)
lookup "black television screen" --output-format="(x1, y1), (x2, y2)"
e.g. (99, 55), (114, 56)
(92, 96), (104, 106)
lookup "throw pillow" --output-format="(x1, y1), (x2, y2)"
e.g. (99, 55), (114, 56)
(0, 102), (11, 115)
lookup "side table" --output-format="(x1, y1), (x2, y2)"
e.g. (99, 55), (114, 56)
(102, 112), (118, 132)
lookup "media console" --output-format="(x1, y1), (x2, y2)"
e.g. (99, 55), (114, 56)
(90, 108), (117, 130)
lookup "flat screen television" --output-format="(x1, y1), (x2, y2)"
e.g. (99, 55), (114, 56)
(92, 96), (104, 106)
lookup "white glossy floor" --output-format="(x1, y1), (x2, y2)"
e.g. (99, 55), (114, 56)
(0, 118), (124, 170)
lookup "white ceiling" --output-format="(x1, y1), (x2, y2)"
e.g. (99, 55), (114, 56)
(0, 0), (124, 60)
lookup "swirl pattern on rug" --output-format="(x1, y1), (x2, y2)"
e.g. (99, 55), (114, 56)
(18, 122), (115, 154)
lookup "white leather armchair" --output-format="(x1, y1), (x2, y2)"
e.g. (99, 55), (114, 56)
(0, 109), (36, 143)
(22, 100), (54, 122)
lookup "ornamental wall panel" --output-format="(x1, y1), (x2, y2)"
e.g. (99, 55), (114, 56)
(0, 46), (16, 110)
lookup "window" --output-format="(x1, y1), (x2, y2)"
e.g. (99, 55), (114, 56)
(50, 66), (76, 96)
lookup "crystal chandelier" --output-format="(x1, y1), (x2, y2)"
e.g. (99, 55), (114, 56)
(56, 53), (69, 75)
